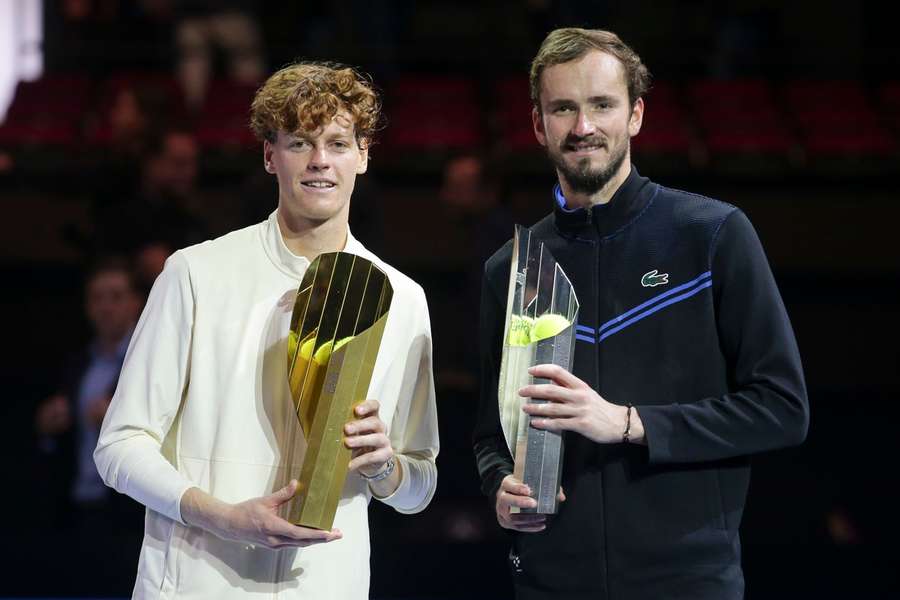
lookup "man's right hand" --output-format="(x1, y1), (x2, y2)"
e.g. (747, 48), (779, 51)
(495, 475), (565, 533)
(181, 480), (342, 549)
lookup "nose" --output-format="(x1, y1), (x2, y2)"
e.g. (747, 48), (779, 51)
(572, 110), (596, 137)
(307, 146), (330, 171)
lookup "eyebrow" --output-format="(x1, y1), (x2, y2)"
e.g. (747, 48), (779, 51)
(545, 98), (576, 111)
(286, 131), (354, 143)
(325, 132), (354, 141)
(545, 95), (619, 110)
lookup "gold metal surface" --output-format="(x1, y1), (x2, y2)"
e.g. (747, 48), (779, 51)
(283, 252), (393, 530)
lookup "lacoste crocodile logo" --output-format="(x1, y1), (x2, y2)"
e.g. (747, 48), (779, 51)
(641, 269), (669, 287)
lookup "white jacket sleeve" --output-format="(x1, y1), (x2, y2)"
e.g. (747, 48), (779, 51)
(376, 289), (439, 513)
(94, 251), (196, 524)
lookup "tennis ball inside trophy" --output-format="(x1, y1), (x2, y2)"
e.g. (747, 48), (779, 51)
(299, 337), (317, 362)
(530, 314), (571, 342)
(312, 336), (355, 365)
(294, 335), (356, 434)
(508, 315), (535, 346)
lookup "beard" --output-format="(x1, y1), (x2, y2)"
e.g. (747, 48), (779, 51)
(547, 134), (629, 196)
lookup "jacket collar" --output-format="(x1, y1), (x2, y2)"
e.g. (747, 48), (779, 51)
(262, 209), (365, 280)
(553, 165), (655, 239)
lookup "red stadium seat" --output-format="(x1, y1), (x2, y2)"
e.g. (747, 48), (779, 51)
(0, 75), (90, 148)
(633, 82), (695, 154)
(786, 80), (897, 156)
(0, 120), (78, 147)
(690, 79), (775, 106)
(5, 75), (92, 121)
(101, 72), (184, 108)
(706, 130), (793, 154)
(383, 75), (482, 151)
(200, 79), (258, 118)
(193, 79), (259, 150)
(804, 129), (896, 156)
(688, 79), (793, 156)
(194, 116), (258, 150)
(494, 75), (536, 151)
(86, 72), (185, 147)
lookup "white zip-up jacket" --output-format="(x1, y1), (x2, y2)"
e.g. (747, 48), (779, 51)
(95, 211), (439, 599)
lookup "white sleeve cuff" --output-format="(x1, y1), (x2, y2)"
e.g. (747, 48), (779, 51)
(372, 453), (436, 514)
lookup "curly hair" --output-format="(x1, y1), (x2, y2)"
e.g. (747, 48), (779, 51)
(530, 28), (651, 110)
(249, 62), (381, 145)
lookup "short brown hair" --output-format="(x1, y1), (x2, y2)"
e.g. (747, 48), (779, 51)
(249, 62), (381, 145)
(530, 28), (651, 110)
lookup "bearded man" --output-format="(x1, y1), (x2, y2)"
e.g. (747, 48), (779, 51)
(474, 28), (808, 600)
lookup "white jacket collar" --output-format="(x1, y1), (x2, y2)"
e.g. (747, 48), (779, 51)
(262, 210), (366, 280)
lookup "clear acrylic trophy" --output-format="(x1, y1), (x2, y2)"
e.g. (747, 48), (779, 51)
(498, 226), (579, 514)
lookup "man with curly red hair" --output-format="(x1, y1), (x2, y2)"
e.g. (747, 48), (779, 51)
(95, 62), (439, 599)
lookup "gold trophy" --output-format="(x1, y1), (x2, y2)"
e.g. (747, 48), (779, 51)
(498, 226), (579, 514)
(283, 251), (393, 530)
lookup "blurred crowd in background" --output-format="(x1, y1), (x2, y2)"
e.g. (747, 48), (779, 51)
(1, 1), (898, 598)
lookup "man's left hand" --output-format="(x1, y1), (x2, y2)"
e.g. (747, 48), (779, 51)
(344, 399), (394, 477)
(520, 364), (645, 444)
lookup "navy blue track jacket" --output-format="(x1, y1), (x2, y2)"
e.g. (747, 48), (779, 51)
(474, 166), (809, 600)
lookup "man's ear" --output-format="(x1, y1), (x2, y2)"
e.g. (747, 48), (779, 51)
(628, 98), (644, 138)
(356, 138), (369, 175)
(263, 139), (275, 174)
(532, 107), (547, 147)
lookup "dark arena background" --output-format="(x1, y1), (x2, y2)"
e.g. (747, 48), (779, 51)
(2, 1), (898, 598)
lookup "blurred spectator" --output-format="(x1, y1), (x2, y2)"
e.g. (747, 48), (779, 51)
(34, 259), (144, 594)
(35, 258), (142, 506)
(438, 152), (511, 270)
(434, 152), (512, 384)
(88, 82), (176, 209)
(175, 1), (265, 108)
(94, 125), (210, 255)
(99, 83), (173, 158)
(144, 125), (199, 199)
